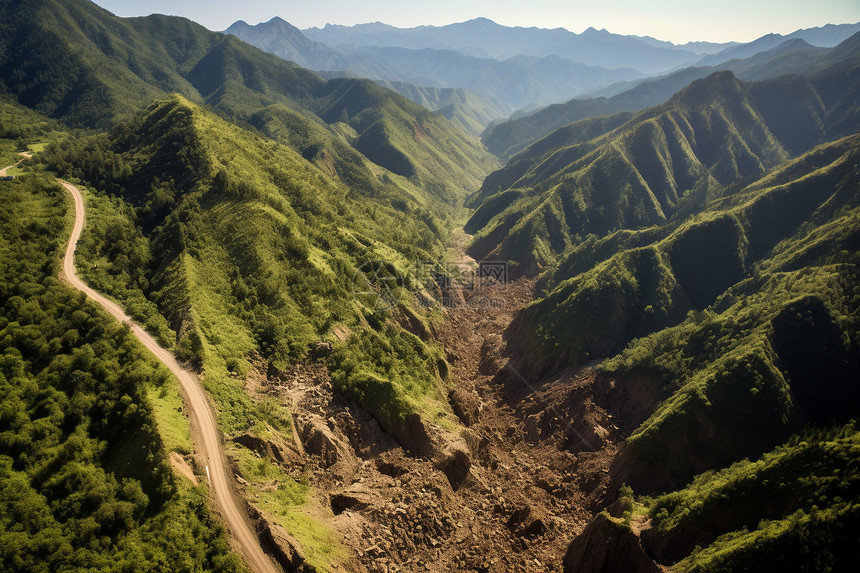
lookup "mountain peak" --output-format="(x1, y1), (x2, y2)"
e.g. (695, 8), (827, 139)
(224, 19), (248, 32)
(464, 17), (498, 26)
(583, 26), (610, 35)
(676, 70), (743, 104)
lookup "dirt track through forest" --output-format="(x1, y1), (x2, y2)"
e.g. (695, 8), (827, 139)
(57, 179), (280, 573)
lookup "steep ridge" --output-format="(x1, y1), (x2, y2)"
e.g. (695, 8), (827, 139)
(467, 64), (860, 275)
(507, 132), (860, 378)
(483, 32), (860, 159)
(505, 133), (860, 571)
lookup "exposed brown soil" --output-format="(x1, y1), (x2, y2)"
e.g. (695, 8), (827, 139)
(236, 234), (624, 572)
(170, 451), (199, 486)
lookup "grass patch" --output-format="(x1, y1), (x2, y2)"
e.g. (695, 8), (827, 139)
(229, 444), (344, 572)
(147, 375), (194, 455)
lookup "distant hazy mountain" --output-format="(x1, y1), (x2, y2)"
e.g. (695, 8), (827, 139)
(332, 46), (643, 109)
(225, 17), (348, 69)
(226, 17), (645, 120)
(696, 22), (860, 67)
(633, 35), (738, 54)
(784, 21), (860, 45)
(371, 80), (516, 136)
(303, 17), (706, 74)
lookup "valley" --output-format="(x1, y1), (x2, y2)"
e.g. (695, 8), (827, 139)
(1, 1), (858, 572)
(240, 243), (620, 572)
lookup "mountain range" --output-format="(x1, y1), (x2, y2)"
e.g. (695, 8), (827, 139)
(484, 32), (860, 158)
(302, 18), (722, 71)
(1, 1), (858, 572)
(228, 16), (860, 140)
(225, 17), (645, 120)
(467, 46), (860, 274)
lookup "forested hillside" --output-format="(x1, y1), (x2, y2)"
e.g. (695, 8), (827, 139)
(467, 60), (860, 275)
(469, 31), (860, 573)
(43, 94), (464, 438)
(483, 31), (860, 159)
(0, 175), (243, 572)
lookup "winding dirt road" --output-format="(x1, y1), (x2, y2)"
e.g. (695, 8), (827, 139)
(57, 179), (280, 573)
(0, 151), (30, 176)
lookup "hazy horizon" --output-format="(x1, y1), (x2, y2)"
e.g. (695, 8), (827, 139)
(92, 0), (860, 44)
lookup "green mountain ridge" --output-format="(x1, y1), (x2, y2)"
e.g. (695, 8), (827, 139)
(483, 32), (860, 160)
(45, 93), (466, 430)
(513, 131), (860, 572)
(466, 65), (860, 276)
(508, 129), (859, 395)
(455, 30), (860, 571)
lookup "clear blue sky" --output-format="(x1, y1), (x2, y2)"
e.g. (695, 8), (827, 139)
(92, 0), (860, 44)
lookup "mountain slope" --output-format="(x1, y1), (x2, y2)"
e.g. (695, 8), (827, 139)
(555, 135), (860, 571)
(45, 88), (474, 459)
(467, 65), (860, 275)
(483, 33), (860, 159)
(0, 174), (245, 572)
(0, 0), (215, 127)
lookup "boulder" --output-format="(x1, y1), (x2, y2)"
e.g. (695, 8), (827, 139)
(297, 417), (343, 467)
(232, 433), (290, 464)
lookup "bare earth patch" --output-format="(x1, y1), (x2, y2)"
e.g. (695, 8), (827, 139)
(232, 241), (623, 571)
(170, 451), (199, 486)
